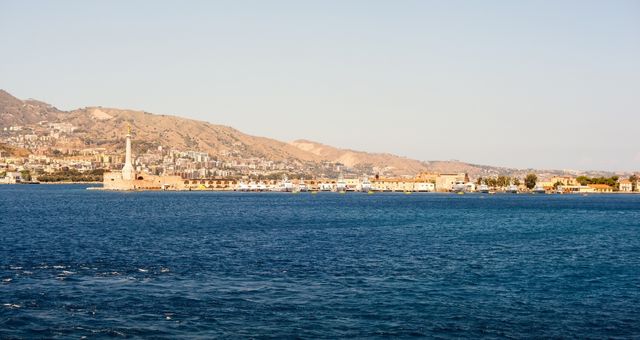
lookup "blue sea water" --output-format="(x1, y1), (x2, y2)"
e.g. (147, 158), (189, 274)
(1, 185), (639, 338)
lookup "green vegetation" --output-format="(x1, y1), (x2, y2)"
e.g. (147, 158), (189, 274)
(482, 176), (515, 188)
(553, 181), (562, 189)
(38, 169), (106, 182)
(20, 170), (32, 181)
(630, 175), (638, 191)
(576, 176), (619, 187)
(524, 173), (538, 189)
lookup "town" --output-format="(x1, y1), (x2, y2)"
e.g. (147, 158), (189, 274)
(1, 122), (638, 193)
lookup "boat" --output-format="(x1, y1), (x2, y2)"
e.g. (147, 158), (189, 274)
(451, 180), (467, 193)
(280, 175), (294, 192)
(237, 182), (249, 191)
(478, 184), (490, 193)
(336, 174), (346, 192)
(298, 178), (308, 192)
(532, 185), (546, 194)
(505, 185), (518, 193)
(361, 177), (372, 192)
(319, 183), (332, 191)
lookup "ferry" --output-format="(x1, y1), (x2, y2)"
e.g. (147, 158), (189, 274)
(478, 184), (490, 193)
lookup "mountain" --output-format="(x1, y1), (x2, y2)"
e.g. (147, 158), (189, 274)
(290, 139), (429, 174)
(0, 90), (63, 126)
(0, 89), (564, 177)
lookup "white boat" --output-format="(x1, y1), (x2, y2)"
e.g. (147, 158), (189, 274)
(336, 174), (346, 192)
(280, 175), (294, 192)
(361, 177), (372, 192)
(532, 185), (546, 194)
(298, 178), (308, 192)
(237, 182), (249, 191)
(505, 185), (518, 193)
(319, 183), (332, 191)
(451, 180), (467, 193)
(478, 184), (490, 193)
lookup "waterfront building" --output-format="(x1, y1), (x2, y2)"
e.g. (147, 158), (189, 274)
(619, 179), (633, 192)
(558, 185), (594, 193)
(550, 176), (578, 186)
(588, 184), (614, 193)
(0, 171), (21, 184)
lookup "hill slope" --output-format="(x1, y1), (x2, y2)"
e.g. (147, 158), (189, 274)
(1, 89), (515, 176)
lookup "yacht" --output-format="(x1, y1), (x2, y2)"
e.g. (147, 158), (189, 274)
(505, 185), (519, 193)
(237, 182), (249, 191)
(361, 177), (372, 192)
(336, 174), (346, 192)
(319, 183), (332, 191)
(279, 175), (294, 192)
(532, 185), (546, 194)
(478, 184), (490, 193)
(451, 180), (467, 193)
(298, 179), (308, 192)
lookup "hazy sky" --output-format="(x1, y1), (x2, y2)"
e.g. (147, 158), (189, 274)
(1, 1), (639, 171)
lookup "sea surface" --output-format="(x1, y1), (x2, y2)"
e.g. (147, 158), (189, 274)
(1, 185), (639, 338)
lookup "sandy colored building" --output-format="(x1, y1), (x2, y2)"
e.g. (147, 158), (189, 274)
(588, 184), (614, 193)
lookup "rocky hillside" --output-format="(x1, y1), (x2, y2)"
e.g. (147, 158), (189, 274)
(0, 89), (518, 176)
(0, 90), (63, 126)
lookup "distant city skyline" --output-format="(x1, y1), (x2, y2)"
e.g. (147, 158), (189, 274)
(1, 0), (638, 171)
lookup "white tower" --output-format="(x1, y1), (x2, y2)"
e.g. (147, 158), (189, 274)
(121, 125), (135, 181)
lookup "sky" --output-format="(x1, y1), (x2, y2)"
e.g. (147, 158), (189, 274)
(1, 1), (639, 171)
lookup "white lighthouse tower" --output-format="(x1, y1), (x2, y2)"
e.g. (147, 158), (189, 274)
(121, 124), (135, 181)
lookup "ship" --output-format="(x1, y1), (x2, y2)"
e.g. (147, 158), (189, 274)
(478, 184), (490, 193)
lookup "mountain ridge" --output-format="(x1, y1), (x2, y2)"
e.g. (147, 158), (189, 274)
(0, 89), (620, 177)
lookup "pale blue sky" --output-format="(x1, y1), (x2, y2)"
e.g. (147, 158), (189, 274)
(1, 1), (638, 171)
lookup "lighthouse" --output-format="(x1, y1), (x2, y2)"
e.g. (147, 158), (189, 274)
(121, 124), (135, 180)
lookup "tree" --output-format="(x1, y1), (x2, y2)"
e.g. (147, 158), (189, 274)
(524, 173), (537, 190)
(476, 177), (483, 185)
(20, 170), (31, 182)
(576, 176), (590, 186)
(553, 181), (562, 189)
(513, 178), (521, 186)
(630, 175), (638, 191)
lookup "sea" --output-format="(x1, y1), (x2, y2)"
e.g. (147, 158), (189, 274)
(1, 184), (639, 338)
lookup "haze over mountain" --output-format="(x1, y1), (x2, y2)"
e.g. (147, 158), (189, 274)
(0, 89), (619, 177)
